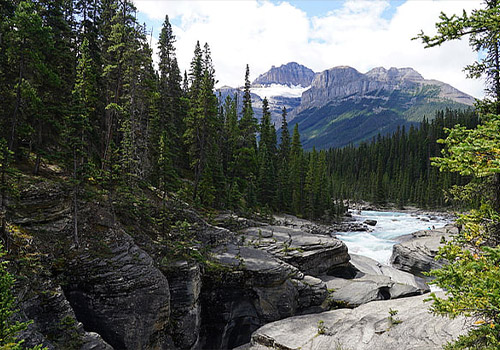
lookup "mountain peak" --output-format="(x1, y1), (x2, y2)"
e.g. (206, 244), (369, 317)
(366, 66), (424, 82)
(252, 62), (316, 87)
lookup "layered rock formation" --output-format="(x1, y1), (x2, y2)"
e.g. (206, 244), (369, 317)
(252, 62), (316, 87)
(323, 254), (429, 307)
(297, 66), (474, 114)
(390, 224), (457, 277)
(288, 66), (475, 149)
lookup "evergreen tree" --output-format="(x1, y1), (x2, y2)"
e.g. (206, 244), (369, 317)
(257, 98), (276, 207)
(276, 107), (291, 211)
(415, 3), (500, 348)
(290, 124), (304, 215)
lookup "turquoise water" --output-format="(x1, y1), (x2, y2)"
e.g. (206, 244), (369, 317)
(337, 210), (450, 264)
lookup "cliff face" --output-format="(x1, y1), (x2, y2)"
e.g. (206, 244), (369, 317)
(288, 66), (475, 149)
(252, 62), (316, 87)
(298, 66), (474, 113)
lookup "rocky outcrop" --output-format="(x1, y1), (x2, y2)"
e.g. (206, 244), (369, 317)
(20, 283), (112, 350)
(198, 216), (353, 349)
(199, 244), (329, 349)
(64, 229), (171, 350)
(240, 224), (350, 276)
(245, 292), (468, 350)
(323, 254), (429, 307)
(252, 62), (316, 87)
(390, 225), (457, 276)
(163, 261), (202, 349)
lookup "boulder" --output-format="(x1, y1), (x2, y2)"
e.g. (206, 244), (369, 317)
(247, 293), (469, 350)
(390, 225), (457, 276)
(364, 219), (378, 226)
(240, 225), (350, 276)
(322, 254), (429, 307)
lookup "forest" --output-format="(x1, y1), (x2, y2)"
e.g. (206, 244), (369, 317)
(0, 0), (477, 229)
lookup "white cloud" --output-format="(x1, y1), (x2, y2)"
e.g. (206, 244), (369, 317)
(134, 0), (485, 98)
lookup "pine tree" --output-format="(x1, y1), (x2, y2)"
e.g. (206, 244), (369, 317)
(276, 107), (291, 211)
(257, 97), (276, 207)
(290, 124), (304, 215)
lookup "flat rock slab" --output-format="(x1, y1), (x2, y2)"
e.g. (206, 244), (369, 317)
(391, 225), (457, 276)
(322, 254), (429, 307)
(241, 225), (349, 276)
(248, 292), (468, 350)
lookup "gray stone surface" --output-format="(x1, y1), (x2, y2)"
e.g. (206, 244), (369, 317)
(248, 292), (469, 350)
(65, 231), (171, 350)
(390, 225), (457, 276)
(200, 243), (331, 349)
(240, 224), (350, 276)
(163, 261), (202, 349)
(322, 254), (429, 307)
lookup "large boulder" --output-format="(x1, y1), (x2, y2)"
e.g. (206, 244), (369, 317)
(322, 254), (429, 307)
(245, 292), (468, 350)
(390, 225), (457, 276)
(240, 224), (350, 276)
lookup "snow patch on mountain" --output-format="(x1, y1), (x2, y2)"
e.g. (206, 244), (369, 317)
(251, 84), (310, 99)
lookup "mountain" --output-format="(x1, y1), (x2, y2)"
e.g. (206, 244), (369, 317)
(252, 62), (316, 87)
(287, 66), (475, 149)
(217, 62), (314, 126)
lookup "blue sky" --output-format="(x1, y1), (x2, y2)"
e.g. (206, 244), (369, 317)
(133, 0), (484, 98)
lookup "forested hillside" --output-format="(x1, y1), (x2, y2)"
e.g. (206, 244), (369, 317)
(328, 109), (479, 208)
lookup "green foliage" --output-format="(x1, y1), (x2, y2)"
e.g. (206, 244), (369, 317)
(419, 2), (500, 348)
(317, 320), (327, 335)
(326, 109), (479, 208)
(387, 308), (403, 326)
(0, 245), (45, 349)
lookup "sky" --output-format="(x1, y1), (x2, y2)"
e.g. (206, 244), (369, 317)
(133, 0), (485, 99)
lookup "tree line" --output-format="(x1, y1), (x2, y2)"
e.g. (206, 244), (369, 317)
(327, 109), (479, 209)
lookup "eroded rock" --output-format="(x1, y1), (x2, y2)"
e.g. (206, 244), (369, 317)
(247, 292), (468, 350)
(390, 225), (457, 276)
(64, 231), (170, 350)
(322, 254), (429, 307)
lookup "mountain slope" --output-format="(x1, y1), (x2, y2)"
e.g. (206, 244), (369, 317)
(288, 66), (475, 149)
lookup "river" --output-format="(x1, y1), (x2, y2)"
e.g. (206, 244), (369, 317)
(336, 210), (451, 264)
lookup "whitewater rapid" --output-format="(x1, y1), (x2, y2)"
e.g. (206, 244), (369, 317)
(337, 210), (450, 264)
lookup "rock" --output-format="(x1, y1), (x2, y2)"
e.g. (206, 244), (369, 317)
(64, 231), (171, 350)
(241, 225), (350, 276)
(364, 219), (377, 226)
(19, 284), (113, 350)
(390, 225), (457, 277)
(199, 243), (332, 349)
(247, 293), (469, 350)
(163, 261), (202, 349)
(321, 254), (429, 307)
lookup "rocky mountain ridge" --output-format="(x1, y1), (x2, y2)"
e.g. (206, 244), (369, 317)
(218, 63), (474, 148)
(296, 65), (474, 115)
